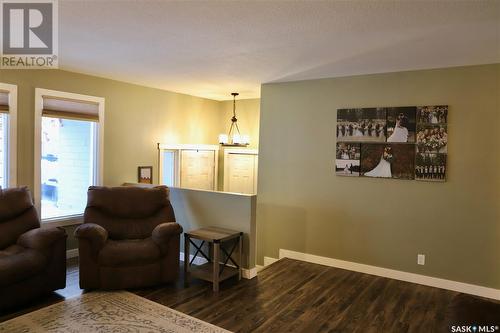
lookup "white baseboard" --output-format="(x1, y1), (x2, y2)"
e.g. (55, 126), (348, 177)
(264, 256), (279, 267)
(242, 267), (258, 279)
(277, 249), (500, 301)
(179, 252), (257, 280)
(66, 248), (78, 259)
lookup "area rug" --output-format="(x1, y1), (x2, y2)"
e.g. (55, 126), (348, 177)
(0, 291), (230, 333)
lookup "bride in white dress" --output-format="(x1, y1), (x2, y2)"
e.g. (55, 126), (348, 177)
(344, 164), (350, 174)
(387, 114), (409, 142)
(354, 124), (364, 137)
(430, 111), (438, 124)
(364, 147), (393, 178)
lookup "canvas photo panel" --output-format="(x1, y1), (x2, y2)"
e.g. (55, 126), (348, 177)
(386, 107), (417, 143)
(337, 108), (386, 142)
(415, 152), (446, 182)
(361, 143), (415, 180)
(416, 124), (448, 154)
(417, 105), (448, 125)
(335, 143), (361, 177)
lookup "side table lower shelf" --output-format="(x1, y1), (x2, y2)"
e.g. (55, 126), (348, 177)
(189, 263), (239, 283)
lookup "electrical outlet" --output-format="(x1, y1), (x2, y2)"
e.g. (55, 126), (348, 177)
(417, 254), (425, 265)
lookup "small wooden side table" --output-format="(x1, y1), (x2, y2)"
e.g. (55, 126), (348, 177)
(184, 226), (243, 292)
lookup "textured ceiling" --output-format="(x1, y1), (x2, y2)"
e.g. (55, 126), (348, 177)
(59, 1), (500, 100)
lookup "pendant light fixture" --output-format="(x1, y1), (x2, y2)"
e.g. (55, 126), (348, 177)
(218, 92), (249, 146)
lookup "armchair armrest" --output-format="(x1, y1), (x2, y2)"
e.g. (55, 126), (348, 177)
(152, 222), (183, 250)
(74, 223), (108, 250)
(17, 227), (67, 250)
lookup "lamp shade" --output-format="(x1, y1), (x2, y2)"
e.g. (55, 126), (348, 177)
(218, 92), (249, 147)
(218, 134), (229, 144)
(232, 134), (241, 144)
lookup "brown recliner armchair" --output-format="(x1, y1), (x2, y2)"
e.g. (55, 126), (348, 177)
(75, 185), (182, 290)
(0, 187), (67, 311)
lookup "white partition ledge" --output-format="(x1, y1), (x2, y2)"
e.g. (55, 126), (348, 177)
(169, 187), (257, 271)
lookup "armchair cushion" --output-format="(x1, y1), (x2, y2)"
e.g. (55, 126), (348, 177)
(83, 186), (176, 240)
(0, 245), (46, 287)
(0, 187), (36, 221)
(98, 238), (160, 266)
(74, 223), (108, 250)
(17, 227), (66, 251)
(86, 186), (171, 218)
(0, 187), (40, 249)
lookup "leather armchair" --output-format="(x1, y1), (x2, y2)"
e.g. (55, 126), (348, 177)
(75, 186), (182, 290)
(0, 187), (67, 311)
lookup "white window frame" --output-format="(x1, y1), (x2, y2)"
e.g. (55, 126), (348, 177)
(0, 83), (17, 188)
(158, 148), (181, 187)
(223, 148), (258, 194)
(158, 143), (219, 191)
(34, 88), (105, 226)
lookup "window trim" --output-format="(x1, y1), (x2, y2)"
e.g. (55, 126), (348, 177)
(158, 148), (181, 187)
(0, 83), (17, 188)
(34, 88), (105, 224)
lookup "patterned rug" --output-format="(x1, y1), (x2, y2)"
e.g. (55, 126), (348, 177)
(0, 291), (230, 333)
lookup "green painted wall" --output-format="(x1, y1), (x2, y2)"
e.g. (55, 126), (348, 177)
(0, 69), (223, 190)
(257, 64), (500, 289)
(0, 69), (259, 250)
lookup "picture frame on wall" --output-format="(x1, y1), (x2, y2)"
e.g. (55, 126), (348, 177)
(138, 166), (153, 184)
(415, 105), (448, 182)
(360, 143), (415, 180)
(386, 107), (417, 143)
(336, 105), (448, 182)
(336, 108), (387, 142)
(335, 143), (361, 177)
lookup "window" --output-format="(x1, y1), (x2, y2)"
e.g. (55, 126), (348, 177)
(35, 89), (104, 222)
(0, 113), (10, 188)
(0, 83), (17, 189)
(161, 150), (178, 187)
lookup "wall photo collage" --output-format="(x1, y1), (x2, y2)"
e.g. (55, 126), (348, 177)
(335, 105), (448, 181)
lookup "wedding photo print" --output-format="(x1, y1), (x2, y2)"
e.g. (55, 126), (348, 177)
(416, 125), (448, 153)
(335, 143), (361, 177)
(386, 107), (416, 143)
(337, 108), (386, 142)
(360, 143), (415, 179)
(335, 104), (448, 182)
(415, 153), (446, 181)
(417, 105), (448, 124)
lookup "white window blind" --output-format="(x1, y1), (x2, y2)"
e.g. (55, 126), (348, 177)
(0, 90), (9, 112)
(42, 96), (100, 122)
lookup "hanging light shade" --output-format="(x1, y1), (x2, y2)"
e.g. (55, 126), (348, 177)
(219, 92), (249, 147)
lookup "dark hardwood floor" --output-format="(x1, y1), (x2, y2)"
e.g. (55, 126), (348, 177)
(1, 257), (499, 332)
